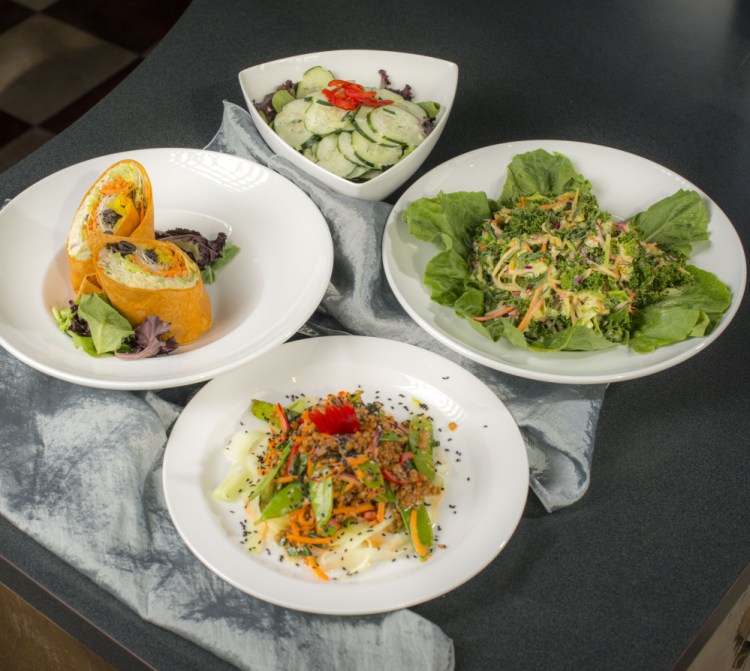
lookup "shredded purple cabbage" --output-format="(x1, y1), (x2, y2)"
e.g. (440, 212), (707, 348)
(115, 315), (177, 360)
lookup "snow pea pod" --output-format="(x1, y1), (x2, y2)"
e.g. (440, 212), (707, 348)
(255, 481), (305, 523)
(396, 502), (433, 560)
(356, 458), (387, 500)
(408, 416), (435, 482)
(309, 476), (333, 527)
(246, 441), (291, 502)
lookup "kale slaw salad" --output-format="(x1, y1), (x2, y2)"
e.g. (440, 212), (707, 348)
(403, 149), (732, 354)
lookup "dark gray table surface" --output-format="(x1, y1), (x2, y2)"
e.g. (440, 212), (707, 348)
(1, 0), (748, 669)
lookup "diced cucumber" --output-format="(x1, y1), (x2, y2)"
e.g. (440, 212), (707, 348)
(352, 106), (400, 147)
(296, 66), (334, 98)
(314, 134), (358, 177)
(351, 130), (403, 169)
(272, 98), (314, 150)
(304, 95), (354, 136)
(368, 106), (426, 147)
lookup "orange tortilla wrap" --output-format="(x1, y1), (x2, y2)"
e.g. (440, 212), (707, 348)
(94, 236), (211, 345)
(66, 160), (154, 293)
(75, 274), (104, 300)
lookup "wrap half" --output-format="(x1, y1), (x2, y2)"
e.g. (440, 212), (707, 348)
(94, 237), (211, 345)
(67, 160), (154, 292)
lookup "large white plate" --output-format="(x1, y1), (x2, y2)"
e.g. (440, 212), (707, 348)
(162, 335), (529, 615)
(383, 141), (747, 384)
(0, 149), (333, 390)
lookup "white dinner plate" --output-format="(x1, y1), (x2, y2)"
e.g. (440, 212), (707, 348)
(162, 335), (529, 615)
(0, 148), (333, 389)
(383, 141), (746, 384)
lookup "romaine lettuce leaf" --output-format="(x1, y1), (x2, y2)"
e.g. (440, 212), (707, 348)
(631, 189), (709, 254)
(498, 149), (592, 205)
(76, 293), (134, 355)
(423, 249), (472, 305)
(403, 191), (491, 258)
(629, 266), (731, 352)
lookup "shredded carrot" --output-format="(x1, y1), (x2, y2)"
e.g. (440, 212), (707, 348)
(307, 454), (314, 478)
(275, 475), (296, 484)
(517, 285), (545, 332)
(409, 509), (430, 559)
(289, 516), (301, 537)
(472, 305), (514, 322)
(286, 533), (337, 546)
(99, 175), (132, 195)
(347, 455), (369, 467)
(539, 194), (572, 210)
(305, 555), (329, 581)
(341, 481), (356, 494)
(377, 501), (385, 523)
(332, 503), (374, 516)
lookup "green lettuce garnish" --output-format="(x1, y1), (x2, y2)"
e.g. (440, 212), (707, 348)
(53, 293), (134, 357)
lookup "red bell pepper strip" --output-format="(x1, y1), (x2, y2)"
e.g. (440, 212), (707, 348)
(381, 469), (407, 486)
(275, 402), (291, 432)
(286, 441), (299, 476)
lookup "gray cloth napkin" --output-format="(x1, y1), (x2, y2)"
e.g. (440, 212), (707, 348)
(207, 101), (607, 512)
(0, 101), (606, 671)
(0, 353), (454, 671)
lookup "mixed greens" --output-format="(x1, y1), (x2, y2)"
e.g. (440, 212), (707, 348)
(404, 149), (732, 353)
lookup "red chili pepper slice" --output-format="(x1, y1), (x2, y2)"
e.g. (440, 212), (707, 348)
(308, 403), (361, 434)
(322, 80), (393, 110)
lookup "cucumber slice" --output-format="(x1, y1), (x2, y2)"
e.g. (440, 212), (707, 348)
(297, 66), (334, 98)
(337, 131), (373, 168)
(271, 89), (295, 113)
(302, 142), (318, 162)
(368, 106), (426, 147)
(373, 89), (428, 120)
(352, 106), (400, 147)
(272, 98), (314, 150)
(304, 95), (354, 136)
(347, 164), (369, 179)
(314, 134), (358, 177)
(351, 130), (403, 169)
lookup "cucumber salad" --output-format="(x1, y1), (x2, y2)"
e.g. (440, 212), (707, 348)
(404, 149), (732, 353)
(254, 66), (440, 182)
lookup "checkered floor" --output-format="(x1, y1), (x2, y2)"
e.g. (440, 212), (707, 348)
(0, 0), (190, 173)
